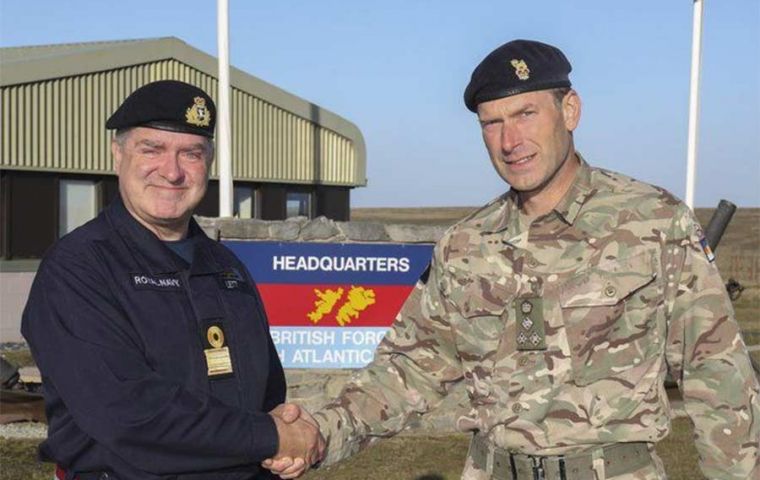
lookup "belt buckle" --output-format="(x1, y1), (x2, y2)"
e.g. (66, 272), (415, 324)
(530, 456), (545, 480)
(529, 455), (568, 480)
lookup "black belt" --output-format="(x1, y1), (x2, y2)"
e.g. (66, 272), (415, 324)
(470, 436), (653, 480)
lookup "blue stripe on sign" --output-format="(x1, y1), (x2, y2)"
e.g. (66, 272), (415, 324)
(224, 241), (433, 285)
(270, 326), (390, 368)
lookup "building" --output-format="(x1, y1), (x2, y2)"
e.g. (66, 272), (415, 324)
(0, 37), (367, 260)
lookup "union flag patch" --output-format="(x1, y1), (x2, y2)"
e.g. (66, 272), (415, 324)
(699, 236), (716, 263)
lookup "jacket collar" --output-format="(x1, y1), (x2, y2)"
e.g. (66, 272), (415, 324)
(551, 154), (595, 226)
(482, 153), (595, 236)
(105, 196), (224, 276)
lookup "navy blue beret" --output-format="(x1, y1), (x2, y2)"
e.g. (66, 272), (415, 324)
(106, 80), (216, 138)
(464, 39), (572, 112)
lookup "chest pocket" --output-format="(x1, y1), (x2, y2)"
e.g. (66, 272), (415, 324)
(560, 251), (660, 386)
(444, 269), (516, 353)
(457, 301), (508, 363)
(444, 269), (517, 401)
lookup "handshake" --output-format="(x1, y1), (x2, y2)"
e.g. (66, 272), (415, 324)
(264, 403), (325, 479)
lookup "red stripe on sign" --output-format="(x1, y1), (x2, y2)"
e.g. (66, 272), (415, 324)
(258, 284), (415, 327)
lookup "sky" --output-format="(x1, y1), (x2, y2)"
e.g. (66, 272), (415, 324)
(1, 1), (759, 208)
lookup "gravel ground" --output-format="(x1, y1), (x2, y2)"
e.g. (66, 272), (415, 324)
(0, 343), (30, 352)
(0, 422), (47, 439)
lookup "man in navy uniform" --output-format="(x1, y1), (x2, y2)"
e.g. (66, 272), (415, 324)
(22, 80), (323, 480)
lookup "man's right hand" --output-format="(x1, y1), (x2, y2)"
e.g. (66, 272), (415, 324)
(265, 403), (324, 479)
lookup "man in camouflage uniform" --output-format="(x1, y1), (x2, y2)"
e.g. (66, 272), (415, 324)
(265, 40), (759, 479)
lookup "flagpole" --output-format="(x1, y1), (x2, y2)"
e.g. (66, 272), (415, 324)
(217, 0), (233, 217)
(685, 0), (704, 209)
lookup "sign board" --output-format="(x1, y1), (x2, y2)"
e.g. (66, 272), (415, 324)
(224, 241), (434, 368)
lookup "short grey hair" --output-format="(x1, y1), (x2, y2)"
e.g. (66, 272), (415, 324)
(113, 128), (134, 148)
(112, 128), (215, 161)
(551, 87), (572, 108)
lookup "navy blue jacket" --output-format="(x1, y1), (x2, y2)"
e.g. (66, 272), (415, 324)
(22, 197), (286, 480)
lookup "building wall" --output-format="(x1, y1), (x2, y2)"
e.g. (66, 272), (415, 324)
(1, 43), (363, 260)
(195, 181), (350, 221)
(0, 270), (35, 344)
(1, 59), (360, 186)
(316, 186), (350, 220)
(0, 169), (351, 259)
(0, 170), (116, 259)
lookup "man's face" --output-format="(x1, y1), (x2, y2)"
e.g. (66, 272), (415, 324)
(477, 89), (580, 193)
(112, 127), (212, 232)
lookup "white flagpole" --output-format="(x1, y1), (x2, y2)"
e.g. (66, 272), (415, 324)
(217, 0), (233, 217)
(685, 0), (704, 209)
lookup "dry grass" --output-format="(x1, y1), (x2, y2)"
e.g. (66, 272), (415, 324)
(0, 439), (50, 480)
(735, 286), (760, 346)
(350, 207), (477, 226)
(693, 207), (760, 252)
(1, 351), (35, 369)
(0, 418), (701, 480)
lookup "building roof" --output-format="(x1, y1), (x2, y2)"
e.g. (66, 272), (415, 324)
(1, 37), (366, 185)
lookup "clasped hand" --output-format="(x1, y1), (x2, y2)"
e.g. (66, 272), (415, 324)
(264, 403), (325, 479)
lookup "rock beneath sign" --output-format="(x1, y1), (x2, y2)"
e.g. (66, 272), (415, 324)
(216, 218), (270, 240)
(270, 220), (302, 240)
(301, 217), (341, 241)
(386, 224), (446, 243)
(194, 216), (220, 240)
(339, 222), (390, 242)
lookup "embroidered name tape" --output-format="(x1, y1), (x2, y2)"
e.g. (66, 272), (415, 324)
(131, 274), (182, 291)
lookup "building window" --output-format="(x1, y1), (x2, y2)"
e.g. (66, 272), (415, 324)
(234, 185), (254, 219)
(286, 192), (311, 218)
(59, 179), (97, 236)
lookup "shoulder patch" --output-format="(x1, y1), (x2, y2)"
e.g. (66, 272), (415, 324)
(691, 223), (715, 263)
(218, 267), (250, 291)
(698, 235), (716, 263)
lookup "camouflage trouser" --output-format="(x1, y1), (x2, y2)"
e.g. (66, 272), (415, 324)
(461, 443), (667, 480)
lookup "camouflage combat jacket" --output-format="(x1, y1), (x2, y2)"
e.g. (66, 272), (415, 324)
(314, 158), (760, 479)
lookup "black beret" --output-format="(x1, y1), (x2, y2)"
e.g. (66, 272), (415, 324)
(106, 80), (216, 138)
(464, 39), (572, 112)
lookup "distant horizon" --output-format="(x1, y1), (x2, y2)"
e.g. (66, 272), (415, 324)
(348, 204), (759, 211)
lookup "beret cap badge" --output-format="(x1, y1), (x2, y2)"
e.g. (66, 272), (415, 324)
(106, 80), (216, 138)
(463, 39), (572, 112)
(510, 59), (530, 81)
(186, 96), (211, 127)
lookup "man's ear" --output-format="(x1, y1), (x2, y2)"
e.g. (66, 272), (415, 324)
(562, 90), (581, 132)
(111, 140), (123, 173)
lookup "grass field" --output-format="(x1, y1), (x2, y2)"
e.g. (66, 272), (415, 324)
(0, 417), (701, 480)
